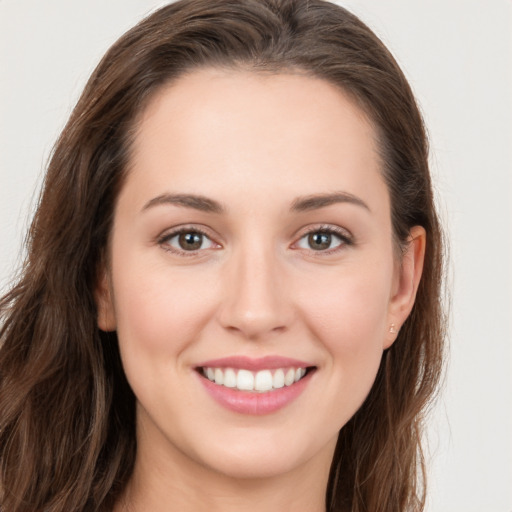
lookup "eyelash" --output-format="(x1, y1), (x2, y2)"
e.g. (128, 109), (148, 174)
(157, 224), (353, 257)
(294, 225), (353, 255)
(157, 226), (219, 257)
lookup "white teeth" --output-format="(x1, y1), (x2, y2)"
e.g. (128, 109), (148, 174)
(273, 369), (285, 389)
(284, 368), (295, 386)
(202, 366), (309, 392)
(223, 368), (237, 388)
(214, 368), (224, 385)
(255, 370), (273, 392)
(237, 369), (254, 390)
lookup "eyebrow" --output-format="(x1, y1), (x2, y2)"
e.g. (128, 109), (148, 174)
(141, 190), (370, 215)
(142, 193), (225, 214)
(291, 192), (370, 212)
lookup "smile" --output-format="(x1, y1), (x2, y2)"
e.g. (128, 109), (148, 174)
(200, 367), (308, 393)
(194, 356), (316, 415)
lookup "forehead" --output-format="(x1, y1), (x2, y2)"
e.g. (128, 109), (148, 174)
(124, 68), (387, 215)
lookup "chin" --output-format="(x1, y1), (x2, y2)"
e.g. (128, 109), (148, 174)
(185, 426), (338, 482)
(201, 448), (311, 480)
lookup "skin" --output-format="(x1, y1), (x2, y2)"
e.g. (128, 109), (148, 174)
(96, 69), (425, 512)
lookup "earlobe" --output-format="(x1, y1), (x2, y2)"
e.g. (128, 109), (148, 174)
(95, 267), (117, 332)
(385, 226), (426, 348)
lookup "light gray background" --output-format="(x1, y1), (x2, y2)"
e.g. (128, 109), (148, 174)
(1, 1), (511, 511)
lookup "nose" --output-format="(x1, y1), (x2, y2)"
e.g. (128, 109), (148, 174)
(217, 243), (293, 340)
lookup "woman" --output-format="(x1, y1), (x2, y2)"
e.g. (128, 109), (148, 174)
(0, 0), (445, 511)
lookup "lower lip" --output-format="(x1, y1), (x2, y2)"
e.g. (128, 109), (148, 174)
(196, 371), (313, 415)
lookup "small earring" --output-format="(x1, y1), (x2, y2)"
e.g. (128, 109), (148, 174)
(389, 323), (398, 334)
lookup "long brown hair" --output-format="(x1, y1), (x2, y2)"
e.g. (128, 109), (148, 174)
(0, 1), (445, 510)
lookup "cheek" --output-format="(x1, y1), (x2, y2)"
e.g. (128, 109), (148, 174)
(110, 255), (217, 364)
(295, 264), (391, 394)
(110, 261), (221, 421)
(299, 266), (391, 344)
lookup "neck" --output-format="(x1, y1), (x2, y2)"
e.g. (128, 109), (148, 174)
(114, 424), (335, 512)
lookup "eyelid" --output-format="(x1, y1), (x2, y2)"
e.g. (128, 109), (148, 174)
(156, 223), (352, 257)
(291, 224), (354, 253)
(157, 224), (222, 256)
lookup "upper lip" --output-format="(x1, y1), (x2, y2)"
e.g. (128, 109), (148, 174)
(195, 355), (315, 371)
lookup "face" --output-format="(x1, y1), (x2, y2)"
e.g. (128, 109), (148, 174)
(97, 69), (423, 483)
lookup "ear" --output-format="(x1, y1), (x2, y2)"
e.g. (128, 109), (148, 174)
(95, 266), (117, 332)
(384, 225), (426, 348)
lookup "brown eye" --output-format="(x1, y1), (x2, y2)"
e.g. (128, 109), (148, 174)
(178, 232), (204, 250)
(295, 228), (348, 252)
(162, 230), (216, 253)
(307, 232), (332, 251)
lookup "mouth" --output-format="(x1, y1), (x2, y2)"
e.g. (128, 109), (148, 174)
(193, 356), (317, 415)
(196, 366), (315, 393)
